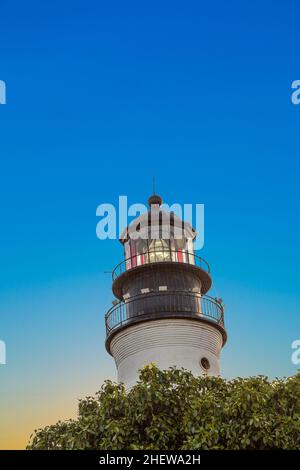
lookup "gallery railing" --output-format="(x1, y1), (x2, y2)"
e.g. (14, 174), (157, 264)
(112, 249), (210, 281)
(105, 290), (224, 337)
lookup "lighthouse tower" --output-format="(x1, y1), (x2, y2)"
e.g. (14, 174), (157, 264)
(105, 195), (227, 389)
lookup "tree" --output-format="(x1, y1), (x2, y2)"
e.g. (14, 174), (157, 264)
(27, 365), (300, 450)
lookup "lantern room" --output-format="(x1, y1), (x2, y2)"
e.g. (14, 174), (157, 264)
(120, 194), (196, 270)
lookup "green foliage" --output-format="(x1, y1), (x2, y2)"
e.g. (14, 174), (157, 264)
(27, 366), (300, 450)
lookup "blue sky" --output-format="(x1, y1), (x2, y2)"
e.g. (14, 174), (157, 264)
(0, 0), (300, 448)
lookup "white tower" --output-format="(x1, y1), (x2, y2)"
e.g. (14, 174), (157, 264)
(105, 195), (227, 389)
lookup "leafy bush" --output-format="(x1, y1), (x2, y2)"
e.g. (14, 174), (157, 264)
(27, 365), (300, 450)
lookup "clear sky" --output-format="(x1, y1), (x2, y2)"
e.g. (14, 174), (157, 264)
(0, 0), (300, 449)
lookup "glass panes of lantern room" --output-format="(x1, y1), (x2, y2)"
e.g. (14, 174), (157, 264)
(124, 236), (195, 270)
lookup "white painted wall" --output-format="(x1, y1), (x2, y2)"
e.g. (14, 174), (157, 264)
(110, 318), (223, 389)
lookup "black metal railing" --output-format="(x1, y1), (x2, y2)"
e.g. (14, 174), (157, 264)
(105, 290), (224, 336)
(112, 249), (210, 281)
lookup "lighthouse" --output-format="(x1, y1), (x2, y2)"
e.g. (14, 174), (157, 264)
(104, 195), (227, 389)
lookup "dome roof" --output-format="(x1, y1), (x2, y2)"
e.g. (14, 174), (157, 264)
(120, 196), (196, 243)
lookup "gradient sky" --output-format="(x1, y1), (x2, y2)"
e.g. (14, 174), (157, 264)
(0, 0), (300, 449)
